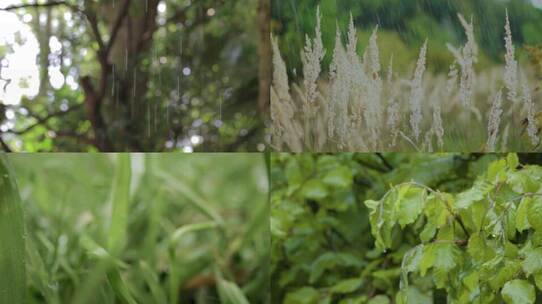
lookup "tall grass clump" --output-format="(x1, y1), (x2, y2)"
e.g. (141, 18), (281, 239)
(271, 8), (541, 152)
(4, 154), (269, 304)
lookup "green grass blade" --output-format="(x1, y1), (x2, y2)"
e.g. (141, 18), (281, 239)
(107, 154), (132, 257)
(0, 154), (26, 303)
(169, 221), (219, 246)
(154, 170), (224, 225)
(215, 272), (250, 304)
(139, 261), (168, 304)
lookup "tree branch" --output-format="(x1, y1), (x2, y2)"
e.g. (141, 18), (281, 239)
(8, 104), (82, 135)
(0, 1), (70, 11)
(0, 136), (12, 152)
(105, 0), (131, 59)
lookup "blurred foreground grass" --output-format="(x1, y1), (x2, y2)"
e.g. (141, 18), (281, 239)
(4, 153), (269, 304)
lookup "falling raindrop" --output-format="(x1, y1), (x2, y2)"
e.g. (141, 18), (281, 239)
(147, 102), (151, 138)
(154, 102), (158, 132)
(111, 64), (115, 96)
(125, 47), (128, 73)
(132, 70), (136, 99)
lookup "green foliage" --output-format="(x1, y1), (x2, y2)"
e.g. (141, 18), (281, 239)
(0, 154), (25, 304)
(364, 153), (542, 302)
(5, 154), (268, 303)
(271, 153), (542, 303)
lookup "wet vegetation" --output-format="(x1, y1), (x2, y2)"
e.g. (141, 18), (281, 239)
(2, 153), (269, 303)
(0, 0), (269, 152)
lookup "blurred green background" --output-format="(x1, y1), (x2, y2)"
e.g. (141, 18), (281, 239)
(7, 153), (269, 303)
(272, 0), (542, 75)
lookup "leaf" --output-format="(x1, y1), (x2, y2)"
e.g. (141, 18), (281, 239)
(507, 153), (519, 170)
(107, 154), (132, 256)
(284, 287), (320, 304)
(501, 280), (535, 304)
(522, 247), (542, 276)
(419, 244), (436, 276)
(367, 295), (390, 304)
(395, 185), (425, 228)
(487, 159), (507, 183)
(302, 179), (328, 200)
(517, 197), (532, 232)
(467, 232), (491, 262)
(396, 286), (431, 304)
(420, 243), (458, 277)
(0, 155), (25, 304)
(322, 166), (353, 188)
(330, 278), (363, 294)
(527, 196), (542, 231)
(455, 180), (492, 210)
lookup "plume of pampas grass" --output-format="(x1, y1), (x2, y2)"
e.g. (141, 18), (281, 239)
(301, 6), (325, 117)
(522, 82), (539, 146)
(271, 9), (539, 152)
(504, 9), (518, 103)
(487, 89), (503, 152)
(409, 40), (427, 142)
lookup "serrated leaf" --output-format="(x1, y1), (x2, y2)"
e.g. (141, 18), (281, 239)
(419, 244), (436, 276)
(501, 280), (535, 304)
(527, 197), (542, 231)
(522, 247), (542, 276)
(489, 261), (521, 290)
(395, 185), (425, 228)
(467, 232), (490, 262)
(433, 243), (459, 272)
(517, 197), (532, 232)
(455, 180), (491, 210)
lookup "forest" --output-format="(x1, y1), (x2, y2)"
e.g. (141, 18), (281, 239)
(271, 0), (542, 152)
(0, 153), (269, 303)
(0, 0), (270, 152)
(271, 153), (542, 303)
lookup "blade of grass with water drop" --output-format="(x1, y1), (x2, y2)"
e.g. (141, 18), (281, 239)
(0, 154), (26, 303)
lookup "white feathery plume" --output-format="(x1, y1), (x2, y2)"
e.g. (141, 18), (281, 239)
(486, 89), (503, 152)
(301, 6), (326, 117)
(432, 99), (444, 149)
(409, 39), (428, 142)
(504, 9), (518, 102)
(522, 82), (539, 146)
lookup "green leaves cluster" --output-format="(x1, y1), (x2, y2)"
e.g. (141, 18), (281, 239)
(366, 154), (542, 303)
